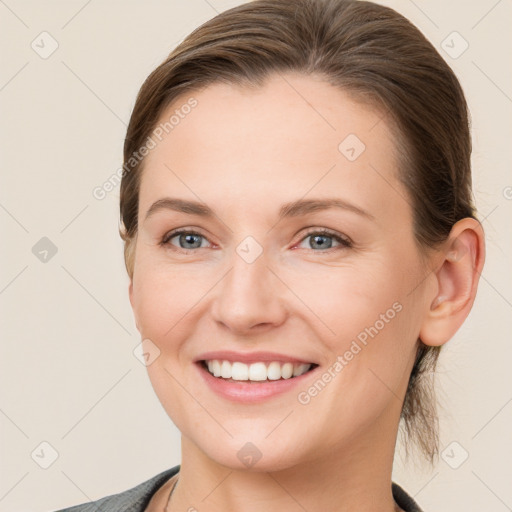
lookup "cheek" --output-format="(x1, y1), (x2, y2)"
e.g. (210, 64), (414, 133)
(299, 277), (416, 437)
(282, 258), (409, 342)
(131, 260), (205, 340)
(289, 256), (420, 397)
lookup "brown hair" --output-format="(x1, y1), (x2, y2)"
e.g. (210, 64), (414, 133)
(119, 0), (475, 464)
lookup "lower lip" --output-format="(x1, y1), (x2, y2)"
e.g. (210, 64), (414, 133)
(195, 362), (318, 403)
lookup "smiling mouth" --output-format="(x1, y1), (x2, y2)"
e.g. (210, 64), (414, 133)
(200, 360), (319, 383)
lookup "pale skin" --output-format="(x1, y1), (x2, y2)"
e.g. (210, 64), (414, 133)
(128, 72), (485, 512)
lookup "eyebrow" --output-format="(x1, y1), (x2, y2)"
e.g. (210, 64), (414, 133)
(144, 197), (374, 222)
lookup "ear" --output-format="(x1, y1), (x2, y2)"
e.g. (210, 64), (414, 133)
(419, 217), (485, 346)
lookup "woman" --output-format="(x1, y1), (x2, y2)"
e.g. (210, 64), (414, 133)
(57, 0), (485, 510)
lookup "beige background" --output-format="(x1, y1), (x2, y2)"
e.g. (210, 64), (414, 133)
(1, 0), (511, 511)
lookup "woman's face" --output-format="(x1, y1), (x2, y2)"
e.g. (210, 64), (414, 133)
(129, 72), (432, 471)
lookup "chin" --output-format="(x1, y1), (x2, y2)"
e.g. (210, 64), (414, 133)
(192, 434), (310, 473)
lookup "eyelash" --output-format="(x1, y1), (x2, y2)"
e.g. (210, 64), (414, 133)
(160, 228), (353, 254)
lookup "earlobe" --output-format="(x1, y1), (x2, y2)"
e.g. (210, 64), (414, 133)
(420, 218), (485, 347)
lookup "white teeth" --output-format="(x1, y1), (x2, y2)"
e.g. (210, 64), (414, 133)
(281, 362), (293, 379)
(204, 360), (312, 381)
(267, 361), (282, 380)
(211, 360), (221, 377)
(231, 362), (249, 380)
(220, 360), (232, 379)
(248, 362), (267, 381)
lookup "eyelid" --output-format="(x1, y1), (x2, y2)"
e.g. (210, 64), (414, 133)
(294, 227), (353, 250)
(161, 228), (213, 248)
(161, 226), (353, 252)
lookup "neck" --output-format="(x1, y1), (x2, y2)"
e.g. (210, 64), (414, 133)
(170, 415), (402, 512)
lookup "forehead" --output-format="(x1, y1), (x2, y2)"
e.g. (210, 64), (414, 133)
(138, 72), (407, 222)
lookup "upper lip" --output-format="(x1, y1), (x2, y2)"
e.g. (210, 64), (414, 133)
(194, 351), (317, 365)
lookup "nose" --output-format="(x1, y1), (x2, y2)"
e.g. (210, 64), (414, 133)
(210, 248), (288, 334)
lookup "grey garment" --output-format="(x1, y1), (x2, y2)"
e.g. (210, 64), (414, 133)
(54, 466), (180, 512)
(392, 482), (424, 512)
(54, 464), (423, 512)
